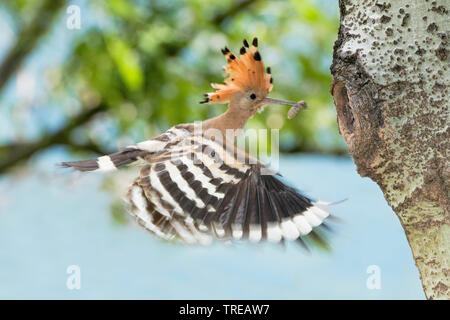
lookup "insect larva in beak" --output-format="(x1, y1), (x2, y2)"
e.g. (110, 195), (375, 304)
(287, 101), (307, 119)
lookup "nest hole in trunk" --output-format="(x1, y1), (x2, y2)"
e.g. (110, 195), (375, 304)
(332, 81), (355, 143)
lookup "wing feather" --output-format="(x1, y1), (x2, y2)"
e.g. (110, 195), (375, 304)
(125, 132), (333, 248)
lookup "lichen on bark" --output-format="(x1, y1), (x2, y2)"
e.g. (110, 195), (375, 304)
(330, 0), (449, 299)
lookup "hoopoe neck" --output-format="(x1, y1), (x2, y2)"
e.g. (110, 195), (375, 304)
(201, 104), (251, 136)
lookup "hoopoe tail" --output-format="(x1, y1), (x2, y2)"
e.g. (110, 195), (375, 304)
(60, 147), (149, 172)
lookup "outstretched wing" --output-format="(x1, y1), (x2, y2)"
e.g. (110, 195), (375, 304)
(126, 132), (332, 246)
(60, 124), (194, 172)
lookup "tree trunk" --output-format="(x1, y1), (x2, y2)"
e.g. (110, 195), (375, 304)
(331, 0), (449, 299)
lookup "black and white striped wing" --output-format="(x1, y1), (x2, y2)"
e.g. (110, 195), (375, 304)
(126, 134), (331, 245)
(60, 124), (195, 172)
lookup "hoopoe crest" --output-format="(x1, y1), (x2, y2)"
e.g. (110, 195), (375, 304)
(201, 38), (273, 105)
(61, 38), (334, 249)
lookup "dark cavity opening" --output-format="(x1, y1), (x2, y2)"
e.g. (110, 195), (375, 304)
(332, 81), (355, 136)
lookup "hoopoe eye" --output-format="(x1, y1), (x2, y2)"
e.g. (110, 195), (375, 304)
(250, 93), (257, 100)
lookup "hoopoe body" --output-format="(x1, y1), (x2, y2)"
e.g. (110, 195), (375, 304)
(61, 38), (332, 247)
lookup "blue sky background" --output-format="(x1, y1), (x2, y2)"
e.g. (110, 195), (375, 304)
(0, 151), (424, 299)
(0, 1), (424, 299)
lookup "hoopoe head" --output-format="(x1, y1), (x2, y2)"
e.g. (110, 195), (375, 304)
(200, 38), (276, 115)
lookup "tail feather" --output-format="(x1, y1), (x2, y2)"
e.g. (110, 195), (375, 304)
(60, 148), (149, 172)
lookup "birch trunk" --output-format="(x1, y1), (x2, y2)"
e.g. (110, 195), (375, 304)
(330, 0), (449, 299)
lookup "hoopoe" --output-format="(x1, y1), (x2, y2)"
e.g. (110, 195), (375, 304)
(61, 38), (333, 247)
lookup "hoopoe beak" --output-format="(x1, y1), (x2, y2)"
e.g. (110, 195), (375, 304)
(260, 97), (298, 107)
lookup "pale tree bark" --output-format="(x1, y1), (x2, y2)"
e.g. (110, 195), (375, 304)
(331, 0), (449, 299)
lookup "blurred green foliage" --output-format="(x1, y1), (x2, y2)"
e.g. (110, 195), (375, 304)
(65, 0), (343, 154)
(1, 0), (344, 161)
